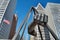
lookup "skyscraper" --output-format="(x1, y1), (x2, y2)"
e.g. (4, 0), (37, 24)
(0, 0), (16, 39)
(9, 14), (18, 39)
(30, 3), (55, 40)
(45, 2), (60, 40)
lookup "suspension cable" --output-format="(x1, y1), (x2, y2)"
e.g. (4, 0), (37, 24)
(38, 25), (43, 40)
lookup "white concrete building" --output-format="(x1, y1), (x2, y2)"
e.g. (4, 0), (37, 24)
(30, 3), (56, 40)
(45, 2), (60, 40)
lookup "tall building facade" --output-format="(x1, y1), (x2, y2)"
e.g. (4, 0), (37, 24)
(45, 3), (60, 40)
(0, 0), (16, 39)
(30, 3), (55, 40)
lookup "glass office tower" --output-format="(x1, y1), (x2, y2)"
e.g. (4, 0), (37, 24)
(0, 0), (16, 39)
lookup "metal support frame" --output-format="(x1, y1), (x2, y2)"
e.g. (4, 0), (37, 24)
(38, 25), (43, 40)
(12, 7), (59, 40)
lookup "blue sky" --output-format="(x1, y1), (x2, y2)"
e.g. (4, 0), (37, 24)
(15, 0), (60, 39)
